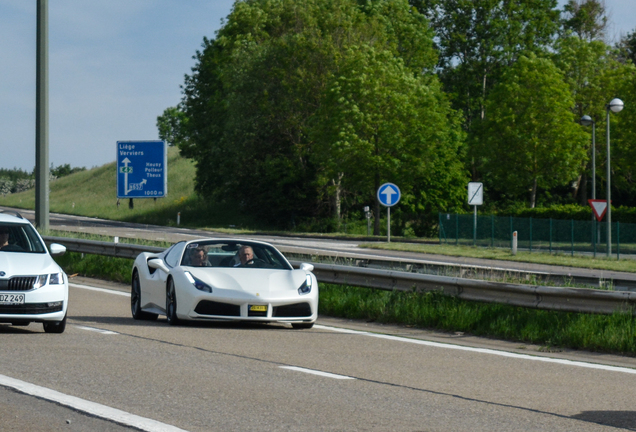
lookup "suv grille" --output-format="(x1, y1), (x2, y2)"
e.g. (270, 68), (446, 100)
(0, 277), (37, 291)
(0, 302), (63, 315)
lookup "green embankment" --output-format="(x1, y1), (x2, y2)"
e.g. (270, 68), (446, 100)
(0, 147), (256, 229)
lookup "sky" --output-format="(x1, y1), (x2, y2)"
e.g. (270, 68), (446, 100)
(0, 0), (634, 171)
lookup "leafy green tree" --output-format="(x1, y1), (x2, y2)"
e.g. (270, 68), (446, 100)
(616, 29), (636, 65)
(478, 54), (588, 207)
(410, 0), (560, 149)
(552, 36), (631, 203)
(50, 163), (86, 178)
(174, 0), (463, 229)
(314, 46), (466, 234)
(157, 106), (189, 147)
(562, 0), (608, 41)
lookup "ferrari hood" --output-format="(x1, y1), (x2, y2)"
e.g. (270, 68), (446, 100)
(0, 252), (62, 278)
(188, 268), (307, 294)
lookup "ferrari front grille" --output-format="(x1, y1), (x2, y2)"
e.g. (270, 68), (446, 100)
(0, 277), (37, 291)
(272, 302), (312, 318)
(194, 300), (240, 316)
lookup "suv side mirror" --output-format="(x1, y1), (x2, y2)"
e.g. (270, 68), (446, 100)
(49, 243), (66, 256)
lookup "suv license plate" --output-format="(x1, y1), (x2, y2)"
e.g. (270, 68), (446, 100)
(0, 294), (25, 305)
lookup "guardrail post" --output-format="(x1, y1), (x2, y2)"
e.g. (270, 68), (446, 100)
(510, 216), (513, 250)
(571, 219), (574, 257)
(617, 221), (620, 260)
(512, 231), (517, 255)
(455, 214), (459, 246)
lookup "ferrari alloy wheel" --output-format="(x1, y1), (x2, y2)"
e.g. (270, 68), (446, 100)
(43, 314), (67, 334)
(166, 278), (179, 325)
(131, 271), (158, 321)
(291, 322), (314, 330)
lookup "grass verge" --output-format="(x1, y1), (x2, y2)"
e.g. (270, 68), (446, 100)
(362, 242), (636, 273)
(56, 251), (636, 356)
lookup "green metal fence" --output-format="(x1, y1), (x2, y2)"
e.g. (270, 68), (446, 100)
(438, 213), (635, 258)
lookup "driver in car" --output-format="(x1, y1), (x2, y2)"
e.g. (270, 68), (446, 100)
(0, 227), (9, 250)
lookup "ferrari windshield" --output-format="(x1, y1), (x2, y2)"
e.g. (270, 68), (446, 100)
(0, 223), (46, 253)
(181, 240), (292, 270)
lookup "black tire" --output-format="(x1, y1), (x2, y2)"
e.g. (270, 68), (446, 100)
(291, 322), (314, 329)
(43, 314), (67, 334)
(166, 278), (179, 325)
(131, 271), (158, 320)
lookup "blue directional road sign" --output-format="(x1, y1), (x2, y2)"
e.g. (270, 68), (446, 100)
(116, 141), (167, 199)
(377, 183), (401, 207)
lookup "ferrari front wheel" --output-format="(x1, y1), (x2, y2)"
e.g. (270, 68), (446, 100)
(166, 278), (179, 325)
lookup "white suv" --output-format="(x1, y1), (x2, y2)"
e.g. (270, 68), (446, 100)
(0, 211), (68, 333)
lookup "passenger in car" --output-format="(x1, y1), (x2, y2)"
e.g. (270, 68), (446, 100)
(189, 247), (211, 267)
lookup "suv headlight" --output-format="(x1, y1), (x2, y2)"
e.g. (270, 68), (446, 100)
(49, 272), (64, 285)
(185, 272), (212, 293)
(33, 275), (48, 289)
(298, 274), (312, 295)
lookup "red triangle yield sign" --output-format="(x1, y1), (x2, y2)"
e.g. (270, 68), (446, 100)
(588, 199), (609, 221)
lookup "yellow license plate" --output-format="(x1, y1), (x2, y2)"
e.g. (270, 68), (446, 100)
(250, 305), (267, 312)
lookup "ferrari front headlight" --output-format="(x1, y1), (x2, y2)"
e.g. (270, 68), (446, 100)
(298, 274), (312, 295)
(185, 271), (212, 293)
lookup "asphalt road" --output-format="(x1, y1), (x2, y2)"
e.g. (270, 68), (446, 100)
(1, 277), (636, 431)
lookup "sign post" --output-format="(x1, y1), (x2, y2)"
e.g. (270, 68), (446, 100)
(467, 182), (483, 246)
(588, 199), (610, 258)
(117, 141), (168, 200)
(377, 183), (401, 243)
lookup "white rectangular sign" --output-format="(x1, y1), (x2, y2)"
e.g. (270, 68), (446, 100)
(468, 182), (483, 206)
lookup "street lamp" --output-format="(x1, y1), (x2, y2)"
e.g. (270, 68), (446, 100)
(581, 115), (596, 256)
(606, 98), (624, 257)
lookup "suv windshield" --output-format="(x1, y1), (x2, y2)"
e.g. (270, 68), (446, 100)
(181, 241), (292, 270)
(0, 223), (46, 253)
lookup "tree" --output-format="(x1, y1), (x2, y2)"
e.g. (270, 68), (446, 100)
(174, 0), (463, 229)
(552, 36), (630, 203)
(616, 29), (636, 65)
(562, 0), (608, 42)
(410, 0), (560, 180)
(478, 54), (588, 207)
(314, 46), (466, 234)
(157, 106), (189, 147)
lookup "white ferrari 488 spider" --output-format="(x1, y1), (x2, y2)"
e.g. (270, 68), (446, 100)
(131, 239), (318, 328)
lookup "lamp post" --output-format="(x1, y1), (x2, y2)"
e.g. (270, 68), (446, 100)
(581, 115), (596, 256)
(606, 98), (624, 257)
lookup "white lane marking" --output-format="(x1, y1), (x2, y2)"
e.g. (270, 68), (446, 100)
(70, 282), (636, 375)
(280, 366), (355, 380)
(75, 325), (118, 335)
(0, 374), (189, 432)
(315, 325), (636, 375)
(70, 283), (130, 297)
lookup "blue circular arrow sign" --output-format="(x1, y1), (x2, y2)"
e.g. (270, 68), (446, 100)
(377, 183), (401, 207)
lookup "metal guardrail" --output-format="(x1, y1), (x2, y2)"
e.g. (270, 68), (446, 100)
(43, 236), (636, 315)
